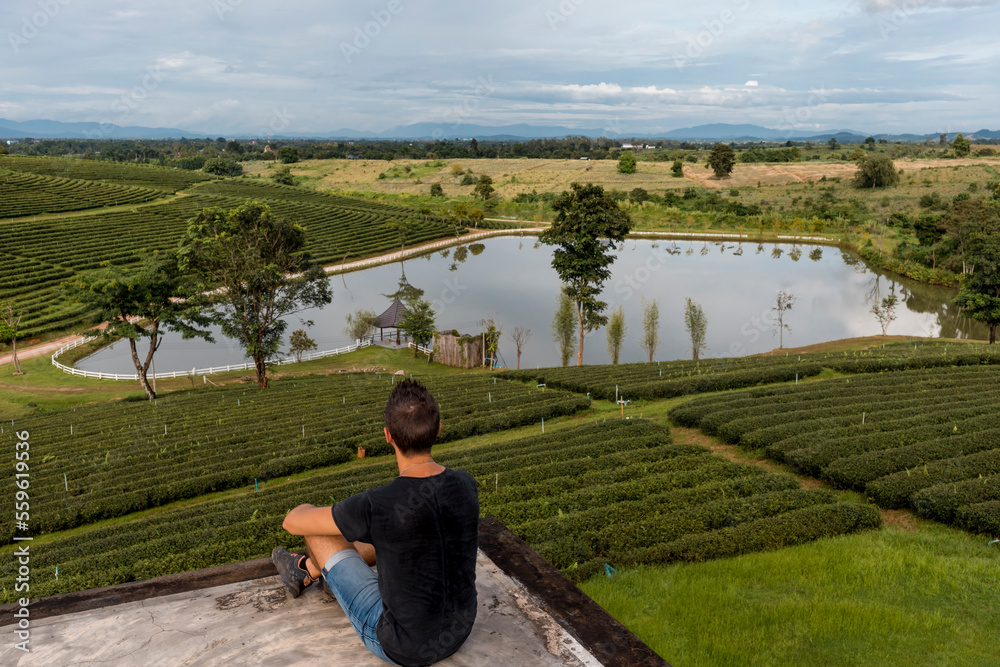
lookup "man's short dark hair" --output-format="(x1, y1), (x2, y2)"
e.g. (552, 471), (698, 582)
(383, 379), (440, 455)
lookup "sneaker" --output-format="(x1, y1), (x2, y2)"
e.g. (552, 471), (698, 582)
(272, 547), (312, 598)
(318, 573), (336, 600)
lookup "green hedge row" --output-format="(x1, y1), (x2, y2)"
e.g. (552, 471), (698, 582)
(866, 449), (1000, 509)
(670, 363), (1000, 536)
(506, 344), (1000, 402)
(912, 475), (1000, 525)
(0, 420), (880, 601)
(955, 501), (1000, 535)
(569, 502), (883, 582)
(1, 374), (589, 541)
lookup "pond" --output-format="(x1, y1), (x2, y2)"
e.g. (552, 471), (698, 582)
(77, 236), (984, 374)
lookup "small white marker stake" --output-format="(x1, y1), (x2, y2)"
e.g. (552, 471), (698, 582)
(64, 474), (68, 491)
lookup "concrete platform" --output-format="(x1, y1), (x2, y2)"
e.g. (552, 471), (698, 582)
(0, 519), (667, 666)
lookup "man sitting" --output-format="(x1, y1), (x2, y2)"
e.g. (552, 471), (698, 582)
(273, 379), (480, 666)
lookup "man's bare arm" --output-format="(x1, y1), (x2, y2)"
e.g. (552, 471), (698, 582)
(282, 503), (343, 536)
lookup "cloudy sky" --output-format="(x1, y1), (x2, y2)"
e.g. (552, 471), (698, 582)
(2, 0), (998, 135)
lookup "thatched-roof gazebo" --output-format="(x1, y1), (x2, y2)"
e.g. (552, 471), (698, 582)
(376, 297), (408, 344)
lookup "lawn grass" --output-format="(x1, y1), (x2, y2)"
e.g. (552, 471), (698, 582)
(0, 346), (474, 420)
(580, 523), (1000, 667)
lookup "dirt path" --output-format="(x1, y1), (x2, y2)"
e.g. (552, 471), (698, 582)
(671, 426), (918, 529)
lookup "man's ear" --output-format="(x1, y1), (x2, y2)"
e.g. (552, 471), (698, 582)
(384, 426), (393, 445)
(437, 422), (442, 437)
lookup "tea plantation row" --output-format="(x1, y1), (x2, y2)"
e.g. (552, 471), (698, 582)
(1, 374), (587, 542)
(2, 187), (457, 335)
(669, 364), (1000, 535)
(0, 171), (164, 218)
(0, 155), (214, 192)
(0, 420), (880, 603)
(501, 343), (1000, 400)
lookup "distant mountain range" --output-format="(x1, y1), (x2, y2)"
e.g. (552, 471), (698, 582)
(0, 118), (206, 140)
(1, 117), (997, 143)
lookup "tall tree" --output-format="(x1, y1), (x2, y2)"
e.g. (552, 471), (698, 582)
(552, 292), (576, 367)
(952, 133), (971, 158)
(62, 255), (211, 398)
(0, 301), (24, 376)
(474, 175), (494, 200)
(178, 201), (332, 388)
(287, 328), (317, 362)
(511, 326), (531, 370)
(707, 143), (736, 178)
(853, 154), (899, 188)
(871, 291), (898, 337)
(617, 150), (637, 174)
(772, 290), (796, 348)
(954, 232), (1000, 343)
(606, 306), (627, 364)
(399, 299), (436, 359)
(540, 183), (632, 365)
(684, 297), (708, 361)
(344, 309), (378, 342)
(639, 297), (660, 363)
(385, 217), (417, 253)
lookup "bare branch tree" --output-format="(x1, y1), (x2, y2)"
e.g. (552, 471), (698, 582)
(511, 326), (531, 370)
(772, 290), (796, 348)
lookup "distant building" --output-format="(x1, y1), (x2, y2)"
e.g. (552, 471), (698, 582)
(621, 143), (635, 149)
(6, 139), (19, 145)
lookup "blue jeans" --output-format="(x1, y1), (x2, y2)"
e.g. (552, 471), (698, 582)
(322, 550), (400, 666)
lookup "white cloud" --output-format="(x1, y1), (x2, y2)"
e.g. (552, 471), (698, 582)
(745, 80), (760, 87)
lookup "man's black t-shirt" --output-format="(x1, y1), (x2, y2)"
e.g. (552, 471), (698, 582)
(333, 468), (479, 667)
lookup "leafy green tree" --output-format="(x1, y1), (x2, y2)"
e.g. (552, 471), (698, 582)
(226, 140), (244, 155)
(639, 297), (659, 363)
(828, 137), (839, 150)
(942, 198), (1000, 274)
(954, 233), (1000, 343)
(399, 299), (436, 359)
(684, 297), (708, 360)
(344, 309), (378, 343)
(0, 301), (24, 375)
(272, 167), (295, 186)
(62, 255), (211, 397)
(853, 154), (899, 188)
(606, 306), (627, 364)
(385, 217), (417, 253)
(707, 144), (736, 178)
(617, 150), (637, 174)
(552, 292), (576, 367)
(540, 183), (633, 365)
(203, 157), (243, 177)
(628, 188), (649, 204)
(952, 133), (971, 158)
(671, 160), (684, 178)
(278, 146), (299, 164)
(178, 201), (332, 388)
(474, 175), (494, 200)
(871, 291), (898, 336)
(287, 328), (317, 362)
(429, 183), (444, 197)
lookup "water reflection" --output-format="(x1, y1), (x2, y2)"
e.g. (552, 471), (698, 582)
(78, 237), (987, 374)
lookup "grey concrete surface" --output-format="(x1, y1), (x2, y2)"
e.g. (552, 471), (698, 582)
(1, 551), (602, 666)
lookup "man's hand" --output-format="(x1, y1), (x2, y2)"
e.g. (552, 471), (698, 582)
(282, 503), (342, 537)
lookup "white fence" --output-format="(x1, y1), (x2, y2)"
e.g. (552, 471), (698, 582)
(51, 337), (374, 381)
(408, 342), (433, 356)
